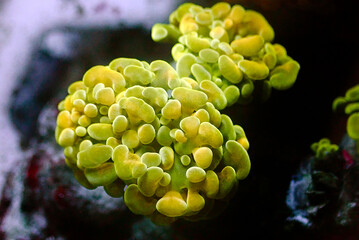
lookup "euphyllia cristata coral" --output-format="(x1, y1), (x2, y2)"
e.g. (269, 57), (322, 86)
(55, 2), (300, 224)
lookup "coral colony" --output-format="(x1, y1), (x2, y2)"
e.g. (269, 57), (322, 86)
(333, 84), (359, 143)
(55, 2), (300, 224)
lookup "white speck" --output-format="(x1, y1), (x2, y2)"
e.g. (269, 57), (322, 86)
(288, 214), (311, 226)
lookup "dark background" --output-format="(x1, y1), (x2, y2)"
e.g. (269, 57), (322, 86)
(175, 0), (359, 239)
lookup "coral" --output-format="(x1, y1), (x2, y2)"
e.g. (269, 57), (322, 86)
(333, 84), (359, 142)
(55, 60), (250, 222)
(152, 2), (300, 106)
(55, 2), (299, 223)
(311, 138), (339, 160)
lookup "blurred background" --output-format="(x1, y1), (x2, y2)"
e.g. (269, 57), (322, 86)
(0, 0), (358, 239)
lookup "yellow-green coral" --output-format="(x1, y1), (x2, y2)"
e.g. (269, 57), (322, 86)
(56, 58), (250, 223)
(311, 138), (339, 159)
(55, 2), (301, 224)
(333, 84), (359, 140)
(152, 2), (300, 106)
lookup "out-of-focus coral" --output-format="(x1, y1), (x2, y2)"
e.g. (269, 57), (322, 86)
(308, 139), (344, 214)
(333, 84), (359, 144)
(152, 2), (300, 106)
(55, 58), (250, 223)
(310, 138), (339, 160)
